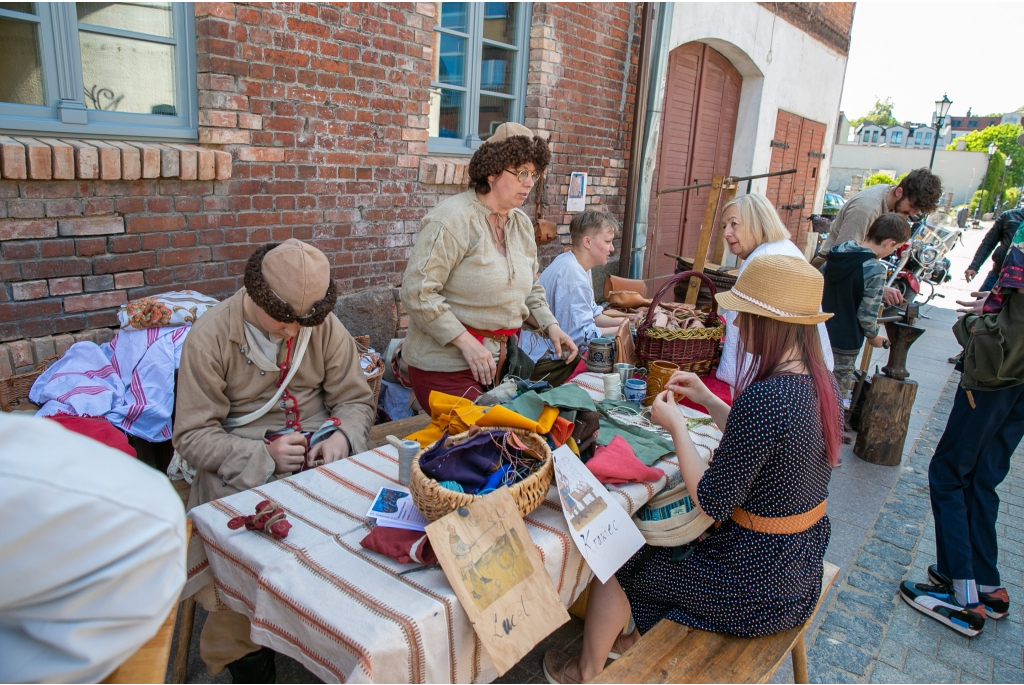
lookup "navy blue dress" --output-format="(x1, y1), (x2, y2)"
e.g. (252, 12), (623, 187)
(616, 374), (836, 637)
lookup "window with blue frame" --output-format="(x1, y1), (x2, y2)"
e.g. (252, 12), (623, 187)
(871, 130), (878, 143)
(915, 131), (923, 144)
(0, 2), (197, 140)
(969, 120), (978, 127)
(952, 120), (961, 127)
(890, 131), (902, 144)
(429, 2), (531, 153)
(925, 131), (932, 143)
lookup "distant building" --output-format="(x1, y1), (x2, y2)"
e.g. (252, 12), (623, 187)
(852, 122), (934, 149)
(944, 108), (1021, 143)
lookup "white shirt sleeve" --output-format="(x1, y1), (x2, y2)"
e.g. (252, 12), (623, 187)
(0, 414), (186, 684)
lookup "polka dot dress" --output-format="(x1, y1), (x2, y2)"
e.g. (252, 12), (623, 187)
(616, 374), (836, 637)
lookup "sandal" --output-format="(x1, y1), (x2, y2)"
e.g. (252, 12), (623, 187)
(608, 629), (636, 659)
(542, 649), (582, 684)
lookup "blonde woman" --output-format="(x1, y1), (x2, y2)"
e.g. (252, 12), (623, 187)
(715, 194), (834, 389)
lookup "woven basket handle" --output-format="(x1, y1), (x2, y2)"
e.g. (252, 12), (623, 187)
(638, 270), (720, 333)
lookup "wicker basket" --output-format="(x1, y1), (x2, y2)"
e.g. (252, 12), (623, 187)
(0, 355), (58, 412)
(637, 271), (725, 375)
(409, 426), (554, 522)
(354, 335), (384, 408)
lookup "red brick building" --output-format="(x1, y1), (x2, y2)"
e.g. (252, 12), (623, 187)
(0, 2), (640, 377)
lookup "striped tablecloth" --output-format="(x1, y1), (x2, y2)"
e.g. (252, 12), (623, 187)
(185, 373), (722, 683)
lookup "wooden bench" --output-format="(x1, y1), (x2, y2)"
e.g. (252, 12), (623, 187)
(368, 412), (431, 446)
(591, 561), (840, 684)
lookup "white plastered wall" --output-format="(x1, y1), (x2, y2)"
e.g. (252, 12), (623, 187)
(666, 3), (850, 213)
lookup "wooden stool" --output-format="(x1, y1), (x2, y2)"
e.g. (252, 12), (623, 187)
(591, 561), (840, 684)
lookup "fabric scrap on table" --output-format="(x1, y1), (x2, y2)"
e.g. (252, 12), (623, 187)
(31, 327), (189, 442)
(407, 391), (560, 447)
(360, 526), (437, 565)
(549, 415), (574, 448)
(46, 415), (137, 457)
(595, 400), (675, 466)
(538, 383), (596, 412)
(502, 390), (545, 422)
(586, 435), (665, 484)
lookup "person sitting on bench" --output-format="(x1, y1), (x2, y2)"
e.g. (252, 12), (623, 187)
(173, 239), (376, 682)
(543, 256), (841, 684)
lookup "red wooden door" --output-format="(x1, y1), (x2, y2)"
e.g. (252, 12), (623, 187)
(765, 110), (827, 251)
(647, 43), (741, 283)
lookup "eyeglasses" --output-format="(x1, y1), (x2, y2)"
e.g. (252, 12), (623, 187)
(503, 168), (540, 184)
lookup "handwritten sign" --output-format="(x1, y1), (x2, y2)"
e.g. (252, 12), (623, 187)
(552, 444), (646, 583)
(425, 488), (569, 676)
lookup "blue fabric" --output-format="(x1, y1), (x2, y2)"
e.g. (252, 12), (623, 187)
(418, 430), (502, 491)
(929, 383), (1024, 585)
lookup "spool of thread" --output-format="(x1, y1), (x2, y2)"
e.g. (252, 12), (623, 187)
(603, 373), (622, 401)
(387, 435), (421, 485)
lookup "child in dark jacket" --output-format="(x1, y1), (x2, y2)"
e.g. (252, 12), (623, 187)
(822, 213), (912, 401)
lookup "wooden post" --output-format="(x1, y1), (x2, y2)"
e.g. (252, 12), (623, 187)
(854, 375), (918, 466)
(711, 179), (738, 265)
(170, 597), (196, 683)
(791, 634), (809, 684)
(685, 174), (724, 304)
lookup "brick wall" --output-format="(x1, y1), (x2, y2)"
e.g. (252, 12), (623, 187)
(759, 2), (856, 56)
(0, 2), (641, 377)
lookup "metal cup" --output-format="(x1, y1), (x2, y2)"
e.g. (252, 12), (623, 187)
(613, 362), (635, 387)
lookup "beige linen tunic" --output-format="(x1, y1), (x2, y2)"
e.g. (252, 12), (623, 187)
(818, 183), (891, 256)
(401, 190), (557, 372)
(173, 289), (376, 509)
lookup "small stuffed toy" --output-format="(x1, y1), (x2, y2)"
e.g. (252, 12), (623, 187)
(227, 500), (292, 539)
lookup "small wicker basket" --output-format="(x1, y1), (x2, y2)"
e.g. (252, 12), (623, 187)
(409, 427), (554, 522)
(353, 335), (384, 408)
(0, 355), (59, 412)
(636, 271), (725, 375)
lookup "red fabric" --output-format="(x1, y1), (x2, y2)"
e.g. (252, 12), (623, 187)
(680, 368), (733, 412)
(549, 416), (573, 447)
(464, 327), (519, 346)
(407, 366), (485, 412)
(586, 435), (665, 485)
(360, 526), (437, 565)
(564, 358), (588, 382)
(46, 415), (137, 457)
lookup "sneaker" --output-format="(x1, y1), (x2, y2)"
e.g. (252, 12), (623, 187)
(926, 565), (1010, 620)
(900, 580), (986, 637)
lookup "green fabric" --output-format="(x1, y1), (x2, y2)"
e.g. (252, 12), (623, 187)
(530, 357), (579, 386)
(537, 384), (596, 412)
(503, 334), (536, 383)
(954, 290), (1024, 390)
(594, 400), (675, 465)
(502, 390), (546, 421)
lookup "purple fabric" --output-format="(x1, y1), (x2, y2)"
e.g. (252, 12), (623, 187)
(418, 430), (503, 491)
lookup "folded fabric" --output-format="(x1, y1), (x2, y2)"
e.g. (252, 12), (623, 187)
(46, 415), (137, 457)
(538, 383), (596, 412)
(549, 415), (574, 448)
(360, 526), (437, 565)
(586, 435), (665, 485)
(595, 400), (675, 466)
(572, 409), (601, 444)
(502, 390), (545, 421)
(406, 391), (559, 448)
(418, 429), (503, 491)
(118, 290), (219, 329)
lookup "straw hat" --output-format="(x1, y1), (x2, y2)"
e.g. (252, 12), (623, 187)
(715, 254), (832, 325)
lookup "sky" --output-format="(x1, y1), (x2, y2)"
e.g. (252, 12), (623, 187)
(841, 1), (1024, 124)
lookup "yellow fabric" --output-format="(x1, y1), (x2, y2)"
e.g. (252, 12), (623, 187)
(406, 391), (559, 447)
(566, 436), (580, 457)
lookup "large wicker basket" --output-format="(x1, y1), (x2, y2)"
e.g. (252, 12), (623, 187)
(409, 426), (554, 522)
(637, 271), (725, 375)
(353, 335), (384, 408)
(0, 355), (58, 412)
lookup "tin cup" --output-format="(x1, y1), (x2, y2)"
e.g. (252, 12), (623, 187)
(586, 336), (615, 373)
(643, 360), (679, 406)
(613, 362), (636, 387)
(624, 378), (647, 407)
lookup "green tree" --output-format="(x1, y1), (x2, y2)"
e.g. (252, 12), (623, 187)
(850, 97), (899, 128)
(862, 172), (897, 188)
(947, 123), (1024, 213)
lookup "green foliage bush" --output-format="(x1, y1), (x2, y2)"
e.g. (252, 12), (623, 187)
(948, 123), (1024, 213)
(862, 172), (897, 188)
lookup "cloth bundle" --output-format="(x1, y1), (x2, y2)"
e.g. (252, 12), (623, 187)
(227, 500), (292, 538)
(586, 435), (665, 485)
(418, 427), (544, 494)
(45, 415), (137, 457)
(360, 527), (437, 565)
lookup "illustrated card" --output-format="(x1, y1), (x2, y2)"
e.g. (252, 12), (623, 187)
(552, 444), (646, 583)
(366, 486), (428, 532)
(566, 171), (587, 212)
(425, 488), (569, 675)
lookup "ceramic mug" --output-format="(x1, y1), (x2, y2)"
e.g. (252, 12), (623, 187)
(644, 360), (679, 406)
(586, 337), (615, 373)
(624, 378), (647, 407)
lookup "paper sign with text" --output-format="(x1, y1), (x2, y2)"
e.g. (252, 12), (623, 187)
(552, 444), (646, 583)
(425, 488), (569, 676)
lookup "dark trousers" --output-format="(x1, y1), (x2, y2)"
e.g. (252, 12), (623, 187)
(929, 382), (1024, 585)
(981, 270), (999, 292)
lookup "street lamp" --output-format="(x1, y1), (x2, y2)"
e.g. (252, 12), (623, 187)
(997, 155), (1013, 218)
(929, 93), (952, 171)
(974, 141), (998, 222)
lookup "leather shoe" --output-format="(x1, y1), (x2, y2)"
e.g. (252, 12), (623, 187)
(226, 646), (276, 683)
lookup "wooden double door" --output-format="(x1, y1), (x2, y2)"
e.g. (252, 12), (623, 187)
(765, 110), (827, 252)
(648, 42), (741, 284)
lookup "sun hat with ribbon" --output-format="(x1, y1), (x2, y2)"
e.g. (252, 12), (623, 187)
(715, 254), (832, 325)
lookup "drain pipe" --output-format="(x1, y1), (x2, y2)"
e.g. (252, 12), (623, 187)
(618, 2), (673, 279)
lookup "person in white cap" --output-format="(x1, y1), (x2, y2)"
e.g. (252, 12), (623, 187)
(173, 239), (376, 681)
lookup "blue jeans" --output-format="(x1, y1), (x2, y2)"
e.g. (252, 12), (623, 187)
(929, 383), (1024, 584)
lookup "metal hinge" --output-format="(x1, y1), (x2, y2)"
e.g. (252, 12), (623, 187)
(779, 203), (805, 210)
(808, 151), (826, 159)
(770, 140), (790, 149)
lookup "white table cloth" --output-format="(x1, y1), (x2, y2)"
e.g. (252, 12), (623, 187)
(185, 373), (722, 683)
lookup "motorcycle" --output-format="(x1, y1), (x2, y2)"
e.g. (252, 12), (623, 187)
(883, 216), (962, 305)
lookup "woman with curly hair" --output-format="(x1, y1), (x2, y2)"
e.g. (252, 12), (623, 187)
(401, 122), (577, 408)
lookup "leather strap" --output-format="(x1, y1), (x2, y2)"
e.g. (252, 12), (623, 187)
(731, 500), (826, 535)
(464, 325), (513, 386)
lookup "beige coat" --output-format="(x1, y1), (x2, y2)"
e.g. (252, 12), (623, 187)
(400, 190), (557, 372)
(173, 289), (376, 509)
(818, 183), (891, 256)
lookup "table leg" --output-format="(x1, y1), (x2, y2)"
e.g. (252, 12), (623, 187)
(792, 633), (809, 684)
(171, 597), (197, 684)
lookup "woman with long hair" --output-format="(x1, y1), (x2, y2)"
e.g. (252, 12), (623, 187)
(543, 255), (841, 684)
(716, 193), (834, 390)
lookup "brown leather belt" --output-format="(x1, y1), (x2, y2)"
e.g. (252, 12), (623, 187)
(731, 500), (826, 535)
(464, 325), (511, 385)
